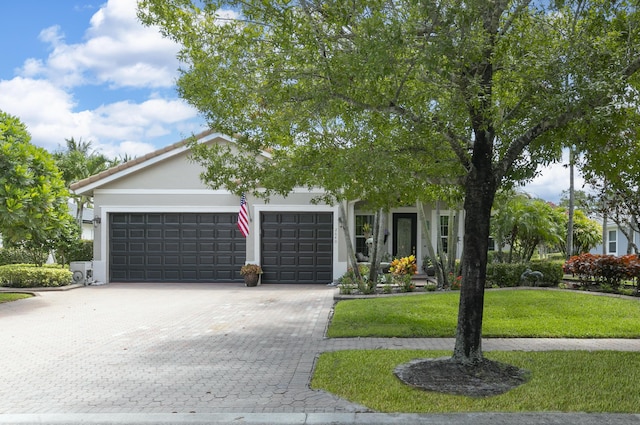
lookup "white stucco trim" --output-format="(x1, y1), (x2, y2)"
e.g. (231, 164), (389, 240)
(94, 187), (327, 195)
(94, 189), (231, 195)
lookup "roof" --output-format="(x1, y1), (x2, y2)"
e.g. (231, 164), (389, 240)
(69, 129), (227, 195)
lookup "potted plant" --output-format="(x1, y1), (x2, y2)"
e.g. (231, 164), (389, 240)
(422, 255), (436, 276)
(240, 264), (263, 287)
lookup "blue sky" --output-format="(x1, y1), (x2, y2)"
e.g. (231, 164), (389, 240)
(0, 0), (207, 159)
(0, 0), (577, 202)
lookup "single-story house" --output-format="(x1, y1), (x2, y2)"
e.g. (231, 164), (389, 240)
(70, 130), (463, 284)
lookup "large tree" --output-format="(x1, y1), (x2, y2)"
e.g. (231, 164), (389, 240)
(139, 0), (640, 364)
(0, 111), (77, 264)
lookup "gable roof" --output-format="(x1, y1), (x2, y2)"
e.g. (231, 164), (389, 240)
(70, 129), (231, 196)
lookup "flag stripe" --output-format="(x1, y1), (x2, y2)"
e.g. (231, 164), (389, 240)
(238, 194), (249, 237)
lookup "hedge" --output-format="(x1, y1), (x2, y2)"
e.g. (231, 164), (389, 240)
(0, 264), (72, 288)
(486, 260), (564, 288)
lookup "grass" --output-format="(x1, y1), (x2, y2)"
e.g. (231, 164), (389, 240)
(0, 292), (32, 303)
(311, 350), (640, 413)
(328, 289), (640, 338)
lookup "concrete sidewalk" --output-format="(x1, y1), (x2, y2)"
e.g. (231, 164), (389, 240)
(1, 412), (640, 425)
(0, 283), (638, 424)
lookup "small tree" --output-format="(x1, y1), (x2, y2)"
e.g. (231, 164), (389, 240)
(0, 110), (76, 265)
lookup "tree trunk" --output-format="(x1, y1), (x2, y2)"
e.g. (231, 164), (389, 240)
(367, 209), (383, 290)
(418, 201), (446, 288)
(452, 143), (497, 365)
(338, 202), (362, 281)
(566, 147), (575, 259)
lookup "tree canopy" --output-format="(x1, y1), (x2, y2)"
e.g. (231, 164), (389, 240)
(139, 0), (640, 364)
(0, 110), (77, 264)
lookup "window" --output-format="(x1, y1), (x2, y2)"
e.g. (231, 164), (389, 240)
(608, 230), (617, 254)
(439, 215), (449, 254)
(355, 215), (374, 256)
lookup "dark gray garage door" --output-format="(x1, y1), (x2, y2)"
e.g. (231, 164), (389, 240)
(260, 212), (333, 284)
(109, 213), (245, 282)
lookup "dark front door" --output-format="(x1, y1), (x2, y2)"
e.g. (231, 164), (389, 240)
(260, 212), (333, 284)
(393, 213), (417, 258)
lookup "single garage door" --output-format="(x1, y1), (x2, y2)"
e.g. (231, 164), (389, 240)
(109, 213), (245, 282)
(260, 212), (333, 284)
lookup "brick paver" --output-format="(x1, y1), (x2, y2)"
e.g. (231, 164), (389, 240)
(1, 283), (639, 415)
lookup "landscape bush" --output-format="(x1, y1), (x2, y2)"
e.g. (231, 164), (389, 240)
(486, 261), (563, 288)
(0, 264), (72, 288)
(56, 239), (93, 264)
(564, 253), (635, 289)
(0, 247), (47, 266)
(486, 263), (528, 287)
(529, 260), (564, 286)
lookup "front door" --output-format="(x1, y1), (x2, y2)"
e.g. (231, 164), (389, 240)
(393, 213), (417, 258)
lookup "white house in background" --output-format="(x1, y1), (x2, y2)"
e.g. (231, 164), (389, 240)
(68, 201), (95, 240)
(591, 221), (640, 256)
(70, 130), (463, 285)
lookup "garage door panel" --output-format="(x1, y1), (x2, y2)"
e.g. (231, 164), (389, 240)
(110, 212), (245, 282)
(261, 212), (333, 284)
(164, 242), (180, 252)
(181, 242), (197, 252)
(298, 243), (314, 253)
(298, 229), (316, 239)
(280, 242), (297, 252)
(217, 229), (234, 238)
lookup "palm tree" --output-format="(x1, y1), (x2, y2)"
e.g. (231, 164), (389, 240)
(53, 138), (115, 228)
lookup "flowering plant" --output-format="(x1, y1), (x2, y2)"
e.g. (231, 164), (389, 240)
(240, 264), (263, 275)
(389, 255), (417, 276)
(449, 272), (462, 290)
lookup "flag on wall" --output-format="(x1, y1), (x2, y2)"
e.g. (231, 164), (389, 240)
(238, 194), (250, 237)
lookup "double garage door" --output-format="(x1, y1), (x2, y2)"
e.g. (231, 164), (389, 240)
(109, 212), (333, 284)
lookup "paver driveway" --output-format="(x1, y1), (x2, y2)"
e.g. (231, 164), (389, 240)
(3, 283), (640, 419)
(0, 283), (368, 414)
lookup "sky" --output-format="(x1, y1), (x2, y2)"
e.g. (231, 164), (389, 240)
(0, 0), (581, 203)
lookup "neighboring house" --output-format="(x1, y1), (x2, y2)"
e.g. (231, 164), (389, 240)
(68, 201), (95, 240)
(70, 130), (463, 284)
(591, 221), (640, 256)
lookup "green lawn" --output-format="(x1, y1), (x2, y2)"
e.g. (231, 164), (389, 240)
(0, 292), (32, 303)
(311, 350), (640, 413)
(328, 289), (640, 338)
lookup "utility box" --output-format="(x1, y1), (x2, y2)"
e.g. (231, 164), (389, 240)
(70, 261), (93, 285)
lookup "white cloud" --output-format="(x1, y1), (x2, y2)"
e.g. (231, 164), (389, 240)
(522, 150), (586, 203)
(0, 0), (206, 158)
(20, 0), (180, 90)
(0, 75), (201, 155)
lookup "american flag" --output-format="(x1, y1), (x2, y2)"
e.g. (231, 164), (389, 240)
(237, 194), (250, 237)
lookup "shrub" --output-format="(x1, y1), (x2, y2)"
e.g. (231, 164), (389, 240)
(339, 264), (372, 294)
(0, 247), (47, 266)
(564, 254), (628, 289)
(57, 239), (93, 264)
(486, 263), (528, 287)
(0, 264), (72, 288)
(529, 260), (564, 286)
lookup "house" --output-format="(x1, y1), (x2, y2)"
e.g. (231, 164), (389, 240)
(68, 201), (96, 240)
(70, 130), (463, 284)
(591, 221), (640, 256)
